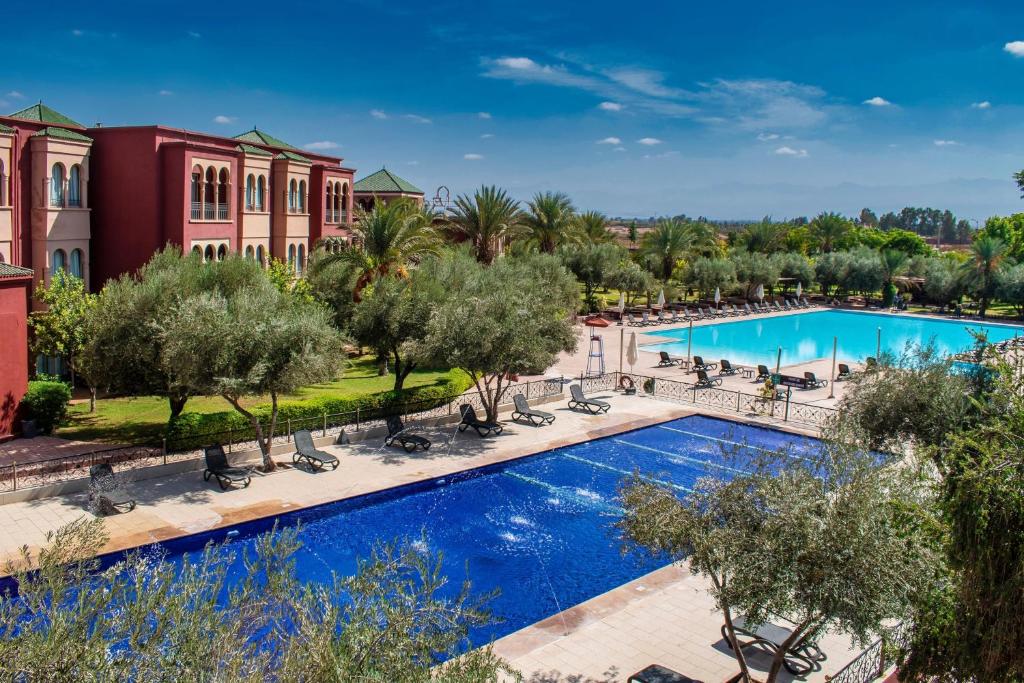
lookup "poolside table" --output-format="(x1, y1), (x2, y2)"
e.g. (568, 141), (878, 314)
(628, 665), (702, 683)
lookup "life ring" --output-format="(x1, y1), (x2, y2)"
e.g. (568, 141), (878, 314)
(618, 375), (635, 391)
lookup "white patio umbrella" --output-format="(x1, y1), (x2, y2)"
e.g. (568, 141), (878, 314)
(796, 281), (803, 299)
(617, 291), (625, 313)
(626, 332), (639, 373)
(713, 286), (721, 310)
(656, 289), (665, 307)
(755, 283), (764, 301)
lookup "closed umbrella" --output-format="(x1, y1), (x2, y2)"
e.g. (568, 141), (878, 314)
(714, 286), (721, 310)
(626, 332), (639, 373)
(617, 291), (626, 325)
(656, 289), (665, 307)
(796, 281), (803, 299)
(755, 283), (764, 301)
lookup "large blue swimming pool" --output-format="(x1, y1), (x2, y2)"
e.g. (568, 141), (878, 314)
(66, 416), (822, 648)
(643, 310), (1024, 367)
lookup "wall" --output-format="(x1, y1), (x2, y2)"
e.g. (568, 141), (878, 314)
(0, 275), (30, 438)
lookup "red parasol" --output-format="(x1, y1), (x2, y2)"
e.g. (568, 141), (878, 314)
(583, 315), (610, 328)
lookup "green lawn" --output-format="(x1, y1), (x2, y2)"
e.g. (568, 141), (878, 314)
(58, 357), (465, 445)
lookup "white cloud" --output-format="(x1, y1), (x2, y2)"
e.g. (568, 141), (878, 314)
(605, 67), (683, 98)
(757, 132), (780, 141)
(403, 114), (432, 124)
(971, 101), (991, 109)
(370, 109), (389, 119)
(775, 146), (809, 157)
(158, 89), (174, 96)
(463, 153), (484, 160)
(495, 57), (538, 70)
(1004, 41), (1024, 57)
(478, 111), (492, 119)
(863, 96), (892, 107)
(187, 31), (201, 39)
(933, 139), (960, 146)
(643, 150), (680, 160)
(480, 133), (494, 139)
(406, 161), (420, 166)
(613, 147), (626, 152)
(71, 29), (84, 36)
(598, 101), (623, 111)
(7, 91), (24, 99)
(637, 137), (662, 146)
(597, 136), (622, 145)
(304, 141), (340, 150)
(213, 115), (236, 124)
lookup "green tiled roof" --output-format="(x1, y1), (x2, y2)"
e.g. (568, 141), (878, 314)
(0, 263), (35, 279)
(354, 168), (423, 194)
(0, 123), (13, 134)
(31, 126), (92, 142)
(236, 143), (273, 157)
(275, 150), (312, 163)
(8, 102), (83, 128)
(233, 128), (296, 150)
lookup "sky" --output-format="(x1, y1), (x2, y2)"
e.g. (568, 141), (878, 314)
(3, 0), (1024, 221)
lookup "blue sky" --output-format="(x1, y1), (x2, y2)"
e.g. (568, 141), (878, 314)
(4, 0), (1024, 220)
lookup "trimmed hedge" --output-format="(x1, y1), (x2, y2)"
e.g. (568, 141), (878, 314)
(23, 381), (72, 435)
(166, 373), (474, 451)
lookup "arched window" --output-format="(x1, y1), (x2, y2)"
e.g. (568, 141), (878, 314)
(50, 163), (65, 207)
(287, 244), (296, 271)
(245, 245), (255, 260)
(204, 245), (214, 262)
(217, 169), (229, 219)
(204, 168), (215, 219)
(256, 176), (265, 211)
(288, 180), (297, 213)
(256, 244), (265, 266)
(68, 165), (82, 207)
(0, 159), (6, 206)
(191, 245), (202, 258)
(190, 166), (203, 219)
(52, 249), (67, 273)
(341, 182), (349, 219)
(216, 244), (227, 261)
(69, 249), (83, 278)
(298, 180), (307, 213)
(333, 182), (342, 222)
(297, 243), (305, 275)
(0, 252), (5, 263)
(245, 174), (255, 211)
(325, 183), (333, 221)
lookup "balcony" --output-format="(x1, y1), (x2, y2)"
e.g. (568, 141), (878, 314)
(191, 202), (202, 220)
(325, 210), (348, 224)
(218, 204), (228, 220)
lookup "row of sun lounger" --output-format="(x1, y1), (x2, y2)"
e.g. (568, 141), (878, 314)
(625, 298), (816, 327)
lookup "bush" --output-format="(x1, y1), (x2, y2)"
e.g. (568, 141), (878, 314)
(22, 381), (72, 434)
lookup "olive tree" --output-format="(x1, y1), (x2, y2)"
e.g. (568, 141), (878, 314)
(160, 273), (346, 470)
(415, 253), (578, 421)
(730, 251), (779, 299)
(559, 242), (622, 312)
(605, 259), (656, 305)
(685, 257), (737, 299)
(996, 263), (1024, 318)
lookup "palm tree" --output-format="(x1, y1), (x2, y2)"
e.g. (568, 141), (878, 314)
(810, 212), (852, 253)
(879, 249), (909, 305)
(446, 186), (523, 264)
(960, 236), (1008, 317)
(322, 198), (439, 300)
(577, 210), (615, 245)
(739, 218), (786, 254)
(641, 219), (704, 282)
(521, 191), (578, 253)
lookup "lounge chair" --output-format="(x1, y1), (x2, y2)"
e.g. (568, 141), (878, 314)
(801, 297), (812, 308)
(292, 429), (340, 471)
(722, 616), (825, 676)
(641, 311), (654, 326)
(89, 463), (136, 514)
(458, 404), (504, 437)
(804, 371), (828, 389)
(694, 369), (722, 388)
(568, 384), (611, 414)
(773, 301), (784, 311)
(669, 309), (681, 324)
(728, 304), (742, 316)
(783, 300), (795, 310)
(627, 664), (698, 683)
(719, 359), (739, 376)
(691, 355), (718, 371)
(203, 445), (252, 490)
(626, 313), (641, 327)
(837, 363), (853, 380)
(755, 364), (772, 382)
(658, 351), (683, 367)
(385, 415), (432, 452)
(511, 393), (555, 426)
(684, 307), (700, 321)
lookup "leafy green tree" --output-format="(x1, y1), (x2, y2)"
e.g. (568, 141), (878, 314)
(923, 257), (964, 309)
(809, 212), (853, 253)
(628, 220), (638, 246)
(1015, 169), (1024, 198)
(29, 270), (96, 401)
(977, 213), (1024, 261)
(415, 253), (577, 421)
(605, 259), (656, 305)
(773, 251), (814, 293)
(996, 263), (1024, 318)
(560, 243), (622, 312)
(305, 248), (359, 328)
(736, 218), (786, 254)
(882, 228), (930, 256)
(879, 249), (909, 305)
(446, 186), (523, 264)
(814, 251), (852, 297)
(160, 273), (346, 470)
(782, 224), (813, 254)
(859, 207), (879, 227)
(521, 191), (577, 253)
(641, 219), (711, 281)
(960, 236), (1008, 317)
(730, 251), (779, 299)
(577, 210), (615, 244)
(620, 431), (936, 683)
(685, 257), (737, 299)
(840, 246), (885, 296)
(0, 519), (514, 682)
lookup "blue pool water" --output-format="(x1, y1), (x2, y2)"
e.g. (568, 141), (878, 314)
(643, 310), (1024, 367)
(46, 416), (822, 649)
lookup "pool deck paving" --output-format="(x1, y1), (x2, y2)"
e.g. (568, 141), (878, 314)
(0, 364), (868, 683)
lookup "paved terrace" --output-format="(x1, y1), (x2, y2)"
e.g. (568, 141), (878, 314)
(0, 391), (869, 682)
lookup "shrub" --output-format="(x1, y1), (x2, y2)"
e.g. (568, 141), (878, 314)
(22, 381), (72, 434)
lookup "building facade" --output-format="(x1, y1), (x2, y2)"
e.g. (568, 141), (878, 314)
(353, 168), (424, 212)
(0, 103), (357, 292)
(0, 263), (33, 439)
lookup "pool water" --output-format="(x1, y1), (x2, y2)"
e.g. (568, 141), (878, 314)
(643, 310), (1024, 367)
(47, 416), (822, 649)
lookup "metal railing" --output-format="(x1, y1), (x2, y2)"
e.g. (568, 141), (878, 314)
(581, 372), (837, 428)
(1, 377), (565, 494)
(190, 201), (202, 219)
(826, 623), (909, 683)
(203, 203), (215, 220)
(217, 204), (228, 220)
